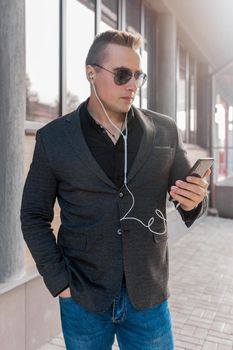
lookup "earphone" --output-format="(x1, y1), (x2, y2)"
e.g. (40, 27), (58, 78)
(89, 75), (180, 236)
(89, 73), (94, 80)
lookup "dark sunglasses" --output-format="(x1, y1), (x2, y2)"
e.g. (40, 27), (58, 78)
(92, 64), (147, 88)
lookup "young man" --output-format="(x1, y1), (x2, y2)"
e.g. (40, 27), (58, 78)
(21, 30), (210, 350)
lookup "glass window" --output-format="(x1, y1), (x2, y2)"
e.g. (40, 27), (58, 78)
(141, 5), (154, 109)
(176, 47), (198, 144)
(176, 46), (187, 140)
(189, 58), (197, 143)
(229, 106), (233, 131)
(26, 0), (59, 123)
(66, 0), (95, 113)
(141, 48), (148, 109)
(214, 101), (227, 181)
(228, 106), (233, 176)
(126, 0), (141, 108)
(100, 0), (118, 32)
(126, 0), (140, 33)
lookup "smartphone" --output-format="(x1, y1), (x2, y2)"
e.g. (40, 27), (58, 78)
(169, 157), (214, 201)
(187, 157), (214, 178)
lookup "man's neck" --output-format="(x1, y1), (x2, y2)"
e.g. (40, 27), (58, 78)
(87, 97), (126, 125)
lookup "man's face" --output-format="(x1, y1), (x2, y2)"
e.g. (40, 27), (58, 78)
(92, 44), (142, 115)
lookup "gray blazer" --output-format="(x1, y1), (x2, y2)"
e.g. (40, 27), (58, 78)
(20, 103), (206, 312)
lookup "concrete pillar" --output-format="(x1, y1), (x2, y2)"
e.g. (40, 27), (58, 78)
(197, 62), (211, 149)
(155, 14), (177, 119)
(0, 0), (25, 282)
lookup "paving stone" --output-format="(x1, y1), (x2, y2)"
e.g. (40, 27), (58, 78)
(223, 323), (233, 335)
(206, 335), (233, 346)
(207, 330), (233, 342)
(173, 312), (189, 323)
(210, 321), (226, 332)
(175, 333), (204, 346)
(202, 341), (218, 350)
(192, 326), (209, 339)
(217, 344), (233, 350)
(191, 308), (205, 317)
(38, 344), (65, 350)
(203, 310), (217, 320)
(180, 324), (196, 336)
(50, 337), (66, 347)
(175, 339), (202, 349)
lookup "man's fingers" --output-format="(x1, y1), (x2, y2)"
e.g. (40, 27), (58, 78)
(185, 176), (209, 190)
(204, 168), (212, 178)
(171, 185), (202, 202)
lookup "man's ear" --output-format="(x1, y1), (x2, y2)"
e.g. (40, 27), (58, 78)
(86, 66), (95, 82)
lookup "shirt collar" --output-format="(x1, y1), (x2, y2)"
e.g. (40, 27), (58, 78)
(83, 98), (135, 128)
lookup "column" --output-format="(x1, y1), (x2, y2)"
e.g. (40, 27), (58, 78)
(196, 62), (211, 149)
(155, 13), (177, 119)
(0, 0), (25, 282)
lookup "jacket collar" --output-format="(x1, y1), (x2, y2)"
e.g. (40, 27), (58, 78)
(64, 102), (155, 188)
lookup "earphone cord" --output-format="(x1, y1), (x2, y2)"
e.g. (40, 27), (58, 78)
(91, 80), (177, 236)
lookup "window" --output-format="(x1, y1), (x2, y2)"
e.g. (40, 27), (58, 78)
(141, 5), (155, 109)
(176, 45), (197, 143)
(66, 0), (95, 113)
(189, 58), (197, 143)
(228, 106), (233, 176)
(100, 0), (118, 31)
(213, 99), (233, 181)
(126, 0), (140, 33)
(126, 0), (141, 107)
(26, 0), (59, 123)
(176, 46), (187, 140)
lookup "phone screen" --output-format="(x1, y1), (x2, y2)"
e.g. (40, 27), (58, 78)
(188, 158), (214, 178)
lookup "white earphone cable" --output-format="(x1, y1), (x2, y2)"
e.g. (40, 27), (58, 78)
(90, 79), (179, 236)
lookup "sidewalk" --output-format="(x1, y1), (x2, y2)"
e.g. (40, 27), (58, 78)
(39, 216), (233, 350)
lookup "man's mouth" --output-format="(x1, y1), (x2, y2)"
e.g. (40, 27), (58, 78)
(121, 96), (134, 101)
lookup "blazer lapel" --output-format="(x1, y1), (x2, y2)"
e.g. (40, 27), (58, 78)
(64, 105), (117, 189)
(127, 107), (155, 183)
(63, 104), (155, 188)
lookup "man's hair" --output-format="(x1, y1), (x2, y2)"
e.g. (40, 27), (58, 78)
(85, 30), (142, 66)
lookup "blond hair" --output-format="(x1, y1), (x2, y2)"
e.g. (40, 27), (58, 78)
(85, 30), (142, 66)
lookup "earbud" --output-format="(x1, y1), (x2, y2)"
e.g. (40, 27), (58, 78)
(89, 73), (94, 80)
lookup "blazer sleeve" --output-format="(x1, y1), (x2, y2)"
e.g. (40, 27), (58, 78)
(168, 125), (207, 227)
(20, 130), (69, 297)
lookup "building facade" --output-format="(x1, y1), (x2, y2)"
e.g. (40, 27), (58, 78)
(0, 0), (233, 349)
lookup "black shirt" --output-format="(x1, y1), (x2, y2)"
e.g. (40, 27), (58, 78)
(80, 100), (143, 189)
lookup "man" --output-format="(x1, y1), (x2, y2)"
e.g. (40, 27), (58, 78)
(21, 30), (210, 350)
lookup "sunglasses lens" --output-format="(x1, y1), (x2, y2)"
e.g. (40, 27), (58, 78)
(115, 69), (132, 85)
(135, 72), (147, 88)
(114, 68), (147, 87)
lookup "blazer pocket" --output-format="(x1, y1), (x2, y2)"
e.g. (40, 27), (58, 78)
(153, 146), (173, 150)
(58, 225), (103, 253)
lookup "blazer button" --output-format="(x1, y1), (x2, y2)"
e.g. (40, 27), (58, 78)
(119, 192), (124, 198)
(117, 229), (123, 235)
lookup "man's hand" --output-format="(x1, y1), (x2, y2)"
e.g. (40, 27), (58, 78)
(169, 168), (211, 211)
(59, 287), (71, 298)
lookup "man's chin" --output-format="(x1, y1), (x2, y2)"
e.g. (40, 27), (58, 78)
(120, 103), (133, 113)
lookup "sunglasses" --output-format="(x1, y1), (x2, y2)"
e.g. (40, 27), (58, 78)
(92, 64), (147, 88)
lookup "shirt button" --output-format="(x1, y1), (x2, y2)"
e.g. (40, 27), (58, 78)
(119, 192), (124, 198)
(117, 229), (123, 235)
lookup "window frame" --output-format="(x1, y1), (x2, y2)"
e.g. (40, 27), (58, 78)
(176, 42), (198, 144)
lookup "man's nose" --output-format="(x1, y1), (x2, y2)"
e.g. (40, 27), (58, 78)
(126, 75), (138, 91)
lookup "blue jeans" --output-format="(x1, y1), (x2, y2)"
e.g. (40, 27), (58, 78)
(59, 286), (174, 350)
